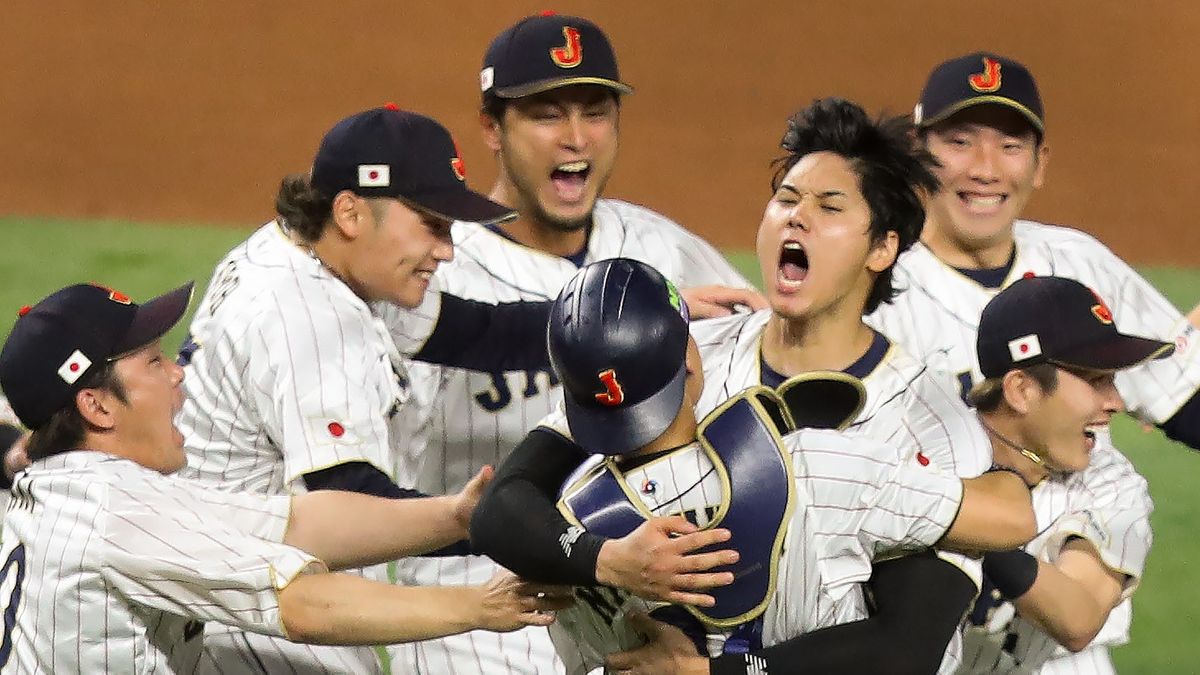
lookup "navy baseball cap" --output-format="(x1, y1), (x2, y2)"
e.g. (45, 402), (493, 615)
(481, 11), (633, 100)
(977, 276), (1173, 379)
(549, 258), (690, 455)
(310, 105), (515, 226)
(915, 52), (1044, 135)
(0, 282), (194, 430)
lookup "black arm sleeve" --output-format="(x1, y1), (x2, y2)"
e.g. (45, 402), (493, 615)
(302, 461), (471, 557)
(1158, 388), (1200, 451)
(470, 428), (606, 585)
(711, 553), (976, 675)
(413, 293), (552, 372)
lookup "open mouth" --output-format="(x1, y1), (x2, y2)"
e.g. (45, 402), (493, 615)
(777, 240), (809, 286)
(551, 160), (591, 203)
(958, 192), (1006, 213)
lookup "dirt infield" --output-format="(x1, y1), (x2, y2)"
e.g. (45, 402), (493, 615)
(2, 1), (1197, 264)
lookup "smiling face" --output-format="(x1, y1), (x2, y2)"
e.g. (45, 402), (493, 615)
(484, 84), (620, 231)
(108, 340), (187, 474)
(756, 151), (898, 323)
(343, 197), (455, 308)
(923, 104), (1048, 251)
(1020, 367), (1124, 473)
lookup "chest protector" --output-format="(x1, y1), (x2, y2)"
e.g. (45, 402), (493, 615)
(559, 374), (864, 628)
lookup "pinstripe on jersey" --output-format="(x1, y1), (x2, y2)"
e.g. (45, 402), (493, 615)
(177, 221), (404, 673)
(0, 451), (322, 673)
(380, 198), (753, 674)
(535, 407), (963, 675)
(868, 220), (1165, 673)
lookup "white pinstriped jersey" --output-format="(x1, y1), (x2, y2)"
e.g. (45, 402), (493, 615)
(956, 439), (1153, 674)
(868, 221), (1169, 672)
(177, 222), (407, 673)
(382, 199), (751, 674)
(535, 410), (963, 675)
(690, 309), (993, 673)
(0, 451), (323, 674)
(868, 220), (1200, 423)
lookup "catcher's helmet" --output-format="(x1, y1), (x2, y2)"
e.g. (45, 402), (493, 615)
(549, 258), (690, 455)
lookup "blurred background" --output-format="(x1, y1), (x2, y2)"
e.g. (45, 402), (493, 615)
(1, 1), (1197, 671)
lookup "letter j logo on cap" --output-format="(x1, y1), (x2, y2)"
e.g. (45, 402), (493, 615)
(550, 27), (583, 68)
(594, 368), (625, 406)
(969, 56), (1002, 93)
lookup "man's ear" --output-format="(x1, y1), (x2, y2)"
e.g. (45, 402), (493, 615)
(866, 230), (900, 273)
(480, 110), (503, 153)
(75, 388), (118, 431)
(1000, 369), (1038, 415)
(328, 191), (367, 240)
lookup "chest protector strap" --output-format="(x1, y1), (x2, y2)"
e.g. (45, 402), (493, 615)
(559, 386), (795, 628)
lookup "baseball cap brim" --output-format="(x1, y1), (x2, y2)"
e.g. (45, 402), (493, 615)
(565, 362), (687, 455)
(492, 77), (634, 99)
(405, 188), (517, 226)
(919, 95), (1045, 133)
(112, 282), (194, 358)
(1053, 334), (1174, 373)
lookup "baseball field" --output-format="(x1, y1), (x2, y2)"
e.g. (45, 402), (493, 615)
(1, 215), (1195, 673)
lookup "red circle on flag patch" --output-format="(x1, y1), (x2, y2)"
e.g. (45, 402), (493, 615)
(69, 363), (80, 372)
(368, 170), (379, 180)
(1020, 344), (1029, 353)
(916, 452), (930, 466)
(328, 422), (345, 437)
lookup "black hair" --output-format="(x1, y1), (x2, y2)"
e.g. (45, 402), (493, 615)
(772, 98), (939, 314)
(25, 361), (127, 462)
(275, 174), (334, 242)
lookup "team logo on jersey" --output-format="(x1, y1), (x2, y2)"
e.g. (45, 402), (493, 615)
(1089, 290), (1114, 324)
(1008, 334), (1042, 362)
(550, 27), (583, 68)
(450, 141), (467, 181)
(89, 283), (131, 305)
(968, 57), (1003, 93)
(594, 368), (625, 406)
(57, 349), (92, 384)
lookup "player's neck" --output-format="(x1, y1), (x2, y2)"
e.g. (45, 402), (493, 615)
(920, 217), (1015, 270)
(977, 410), (1049, 487)
(488, 181), (590, 258)
(761, 314), (876, 376)
(292, 230), (367, 300)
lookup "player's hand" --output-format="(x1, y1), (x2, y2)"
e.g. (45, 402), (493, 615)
(595, 515), (737, 606)
(681, 286), (768, 319)
(606, 611), (708, 675)
(473, 570), (574, 632)
(452, 465), (494, 536)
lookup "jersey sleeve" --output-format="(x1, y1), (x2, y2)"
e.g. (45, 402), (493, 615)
(903, 370), (993, 479)
(1085, 242), (1200, 423)
(670, 229), (756, 290)
(98, 478), (327, 638)
(373, 280), (443, 357)
(249, 288), (400, 486)
(1036, 444), (1153, 599)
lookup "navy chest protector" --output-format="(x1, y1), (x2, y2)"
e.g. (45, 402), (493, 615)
(558, 373), (866, 628)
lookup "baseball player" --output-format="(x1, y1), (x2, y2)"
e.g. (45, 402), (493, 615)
(677, 97), (996, 672)
(866, 52), (1192, 673)
(471, 257), (1038, 675)
(0, 282), (570, 673)
(175, 106), (565, 673)
(384, 12), (762, 675)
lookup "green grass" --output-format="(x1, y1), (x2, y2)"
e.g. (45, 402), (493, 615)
(1, 217), (1197, 669)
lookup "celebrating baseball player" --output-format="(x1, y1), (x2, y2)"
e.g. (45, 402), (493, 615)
(385, 12), (763, 674)
(470, 257), (1036, 675)
(175, 105), (564, 673)
(0, 282), (571, 673)
(865, 52), (1195, 673)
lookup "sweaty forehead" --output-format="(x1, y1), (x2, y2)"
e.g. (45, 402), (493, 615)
(779, 151), (863, 196)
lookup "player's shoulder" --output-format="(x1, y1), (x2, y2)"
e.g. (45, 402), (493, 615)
(593, 198), (707, 244)
(1014, 219), (1116, 256)
(690, 308), (768, 348)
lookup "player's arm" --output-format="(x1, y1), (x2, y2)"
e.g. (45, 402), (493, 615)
(411, 293), (553, 372)
(470, 427), (736, 604)
(981, 539), (1126, 652)
(277, 568), (571, 645)
(940, 469), (1037, 551)
(284, 466), (491, 570)
(607, 552), (977, 675)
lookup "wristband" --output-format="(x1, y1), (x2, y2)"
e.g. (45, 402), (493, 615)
(983, 549), (1040, 599)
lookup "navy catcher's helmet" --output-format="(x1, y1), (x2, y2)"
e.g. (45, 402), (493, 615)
(549, 258), (690, 455)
